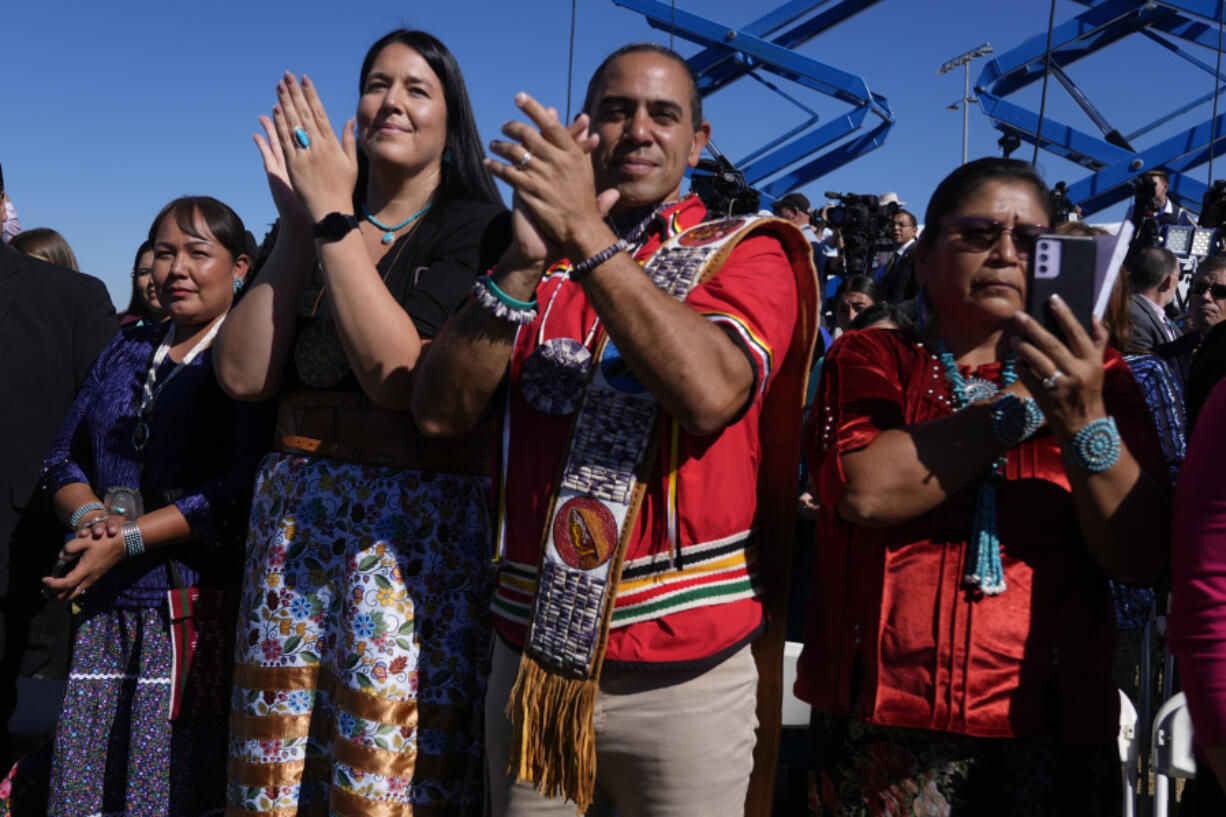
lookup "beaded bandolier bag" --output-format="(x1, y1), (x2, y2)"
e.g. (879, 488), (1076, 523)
(506, 213), (819, 814)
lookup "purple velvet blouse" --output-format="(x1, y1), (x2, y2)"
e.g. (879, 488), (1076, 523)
(39, 323), (271, 609)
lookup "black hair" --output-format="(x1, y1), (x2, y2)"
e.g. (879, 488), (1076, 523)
(1128, 246), (1179, 292)
(1196, 254), (1226, 280)
(850, 302), (914, 332)
(833, 274), (884, 304)
(919, 158), (1052, 248)
(583, 42), (703, 127)
(148, 196), (250, 265)
(123, 238), (164, 323)
(895, 209), (918, 229)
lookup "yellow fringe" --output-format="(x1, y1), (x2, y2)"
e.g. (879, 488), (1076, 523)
(506, 653), (600, 815)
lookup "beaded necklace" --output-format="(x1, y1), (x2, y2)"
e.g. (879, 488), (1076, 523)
(934, 338), (1015, 596)
(361, 199), (433, 245)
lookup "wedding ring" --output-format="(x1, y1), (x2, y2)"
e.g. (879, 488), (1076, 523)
(1042, 369), (1065, 389)
(516, 150), (533, 169)
(293, 127), (311, 149)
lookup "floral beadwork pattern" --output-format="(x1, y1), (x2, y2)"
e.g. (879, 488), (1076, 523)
(228, 454), (493, 812)
(808, 713), (1120, 817)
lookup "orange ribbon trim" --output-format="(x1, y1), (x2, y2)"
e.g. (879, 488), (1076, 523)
(233, 663), (323, 692)
(229, 710), (320, 741)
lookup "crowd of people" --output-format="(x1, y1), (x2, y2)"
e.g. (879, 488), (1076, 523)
(2, 26), (1226, 817)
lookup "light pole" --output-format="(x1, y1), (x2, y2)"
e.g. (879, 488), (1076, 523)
(939, 43), (994, 166)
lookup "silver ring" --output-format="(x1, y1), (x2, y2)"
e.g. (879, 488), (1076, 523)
(1042, 369), (1065, 389)
(516, 150), (533, 169)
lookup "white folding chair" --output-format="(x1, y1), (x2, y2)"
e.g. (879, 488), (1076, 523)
(1119, 689), (1139, 817)
(781, 640), (809, 728)
(1152, 691), (1197, 817)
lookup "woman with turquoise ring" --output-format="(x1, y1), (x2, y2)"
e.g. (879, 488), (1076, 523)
(795, 157), (1171, 816)
(213, 29), (507, 816)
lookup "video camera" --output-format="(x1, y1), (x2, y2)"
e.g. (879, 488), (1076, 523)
(1049, 182), (1074, 225)
(816, 192), (899, 276)
(1201, 180), (1226, 232)
(689, 154), (760, 217)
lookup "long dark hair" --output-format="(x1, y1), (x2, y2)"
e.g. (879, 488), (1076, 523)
(354, 30), (500, 211)
(148, 196), (249, 263)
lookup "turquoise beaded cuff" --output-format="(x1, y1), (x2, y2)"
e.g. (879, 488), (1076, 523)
(121, 521), (145, 560)
(1064, 417), (1121, 473)
(990, 394), (1044, 447)
(472, 275), (538, 325)
(69, 502), (105, 529)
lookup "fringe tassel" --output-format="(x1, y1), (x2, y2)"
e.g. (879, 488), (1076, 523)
(506, 652), (600, 814)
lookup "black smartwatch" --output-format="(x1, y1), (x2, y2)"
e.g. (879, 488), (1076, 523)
(313, 212), (360, 242)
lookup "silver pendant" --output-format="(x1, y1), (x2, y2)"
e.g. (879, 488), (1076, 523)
(963, 377), (1000, 404)
(132, 421), (150, 452)
(521, 338), (591, 415)
(382, 231), (395, 245)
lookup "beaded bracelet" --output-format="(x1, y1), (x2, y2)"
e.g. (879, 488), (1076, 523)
(69, 502), (106, 529)
(989, 394), (1044, 447)
(570, 238), (627, 281)
(121, 521), (145, 560)
(1064, 417), (1121, 473)
(472, 275), (538, 325)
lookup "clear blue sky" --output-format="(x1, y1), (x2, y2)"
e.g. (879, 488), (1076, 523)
(2, 0), (1219, 307)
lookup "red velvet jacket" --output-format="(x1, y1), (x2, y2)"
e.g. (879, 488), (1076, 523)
(795, 328), (1167, 741)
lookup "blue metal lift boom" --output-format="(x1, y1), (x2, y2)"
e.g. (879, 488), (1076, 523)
(976, 0), (1226, 216)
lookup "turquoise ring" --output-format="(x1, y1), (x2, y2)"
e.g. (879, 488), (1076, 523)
(293, 127), (311, 149)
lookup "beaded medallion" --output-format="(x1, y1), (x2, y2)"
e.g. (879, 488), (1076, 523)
(293, 318), (351, 389)
(520, 338), (592, 415)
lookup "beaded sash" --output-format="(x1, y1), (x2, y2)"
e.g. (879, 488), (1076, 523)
(508, 215), (780, 810)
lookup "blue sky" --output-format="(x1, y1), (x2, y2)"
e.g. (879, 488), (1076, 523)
(2, 0), (1220, 306)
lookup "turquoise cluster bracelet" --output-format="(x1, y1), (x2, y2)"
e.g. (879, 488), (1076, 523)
(989, 394), (1044, 447)
(1064, 417), (1121, 473)
(472, 275), (538, 325)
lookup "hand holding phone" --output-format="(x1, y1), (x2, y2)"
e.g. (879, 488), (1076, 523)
(1026, 234), (1096, 340)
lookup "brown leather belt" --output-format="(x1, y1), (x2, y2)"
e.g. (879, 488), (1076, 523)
(275, 390), (493, 476)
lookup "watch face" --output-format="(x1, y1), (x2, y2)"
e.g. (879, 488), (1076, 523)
(315, 213), (358, 241)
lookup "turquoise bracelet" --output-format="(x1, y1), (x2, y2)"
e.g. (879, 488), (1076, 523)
(121, 521), (145, 559)
(69, 502), (105, 528)
(990, 394), (1044, 447)
(481, 275), (537, 311)
(1064, 417), (1121, 473)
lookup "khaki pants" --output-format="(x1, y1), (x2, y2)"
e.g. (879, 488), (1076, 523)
(485, 638), (759, 817)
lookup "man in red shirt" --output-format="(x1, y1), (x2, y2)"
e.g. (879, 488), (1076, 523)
(414, 44), (815, 816)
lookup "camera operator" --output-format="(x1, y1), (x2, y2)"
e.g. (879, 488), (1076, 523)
(875, 204), (918, 303)
(1125, 169), (1196, 229)
(772, 191), (841, 303)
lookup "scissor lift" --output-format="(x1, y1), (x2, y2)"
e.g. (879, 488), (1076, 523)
(613, 0), (896, 201)
(977, 0), (1226, 217)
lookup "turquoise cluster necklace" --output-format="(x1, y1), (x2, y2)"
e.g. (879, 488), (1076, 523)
(361, 199), (433, 245)
(934, 338), (1016, 596)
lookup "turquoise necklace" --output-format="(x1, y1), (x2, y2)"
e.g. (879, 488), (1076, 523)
(361, 199), (433, 245)
(934, 338), (1016, 596)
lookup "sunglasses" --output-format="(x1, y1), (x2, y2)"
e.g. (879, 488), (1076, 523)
(941, 217), (1049, 254)
(1191, 279), (1226, 299)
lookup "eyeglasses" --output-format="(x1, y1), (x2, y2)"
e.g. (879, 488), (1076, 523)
(941, 217), (1048, 255)
(1190, 279), (1226, 299)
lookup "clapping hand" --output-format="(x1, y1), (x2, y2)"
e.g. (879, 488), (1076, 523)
(264, 72), (358, 224)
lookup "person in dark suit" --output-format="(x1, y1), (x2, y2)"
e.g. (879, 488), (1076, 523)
(875, 208), (918, 303)
(1127, 246), (1181, 354)
(0, 238), (117, 768)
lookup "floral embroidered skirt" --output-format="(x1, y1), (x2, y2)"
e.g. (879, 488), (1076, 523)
(227, 453), (493, 815)
(807, 712), (1120, 817)
(47, 606), (228, 817)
